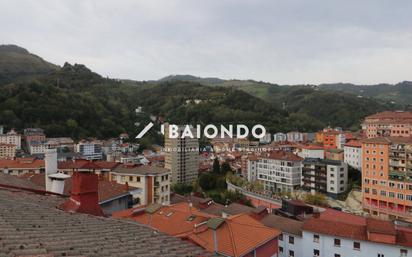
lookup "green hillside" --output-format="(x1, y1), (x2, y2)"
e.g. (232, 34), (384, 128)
(0, 45), (58, 84)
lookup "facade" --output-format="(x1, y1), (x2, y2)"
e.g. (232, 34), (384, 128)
(302, 214), (412, 257)
(274, 132), (287, 142)
(0, 129), (21, 149)
(315, 127), (345, 150)
(344, 140), (362, 170)
(164, 124), (199, 184)
(259, 133), (272, 144)
(302, 158), (348, 197)
(324, 148), (344, 161)
(45, 137), (75, 150)
(75, 140), (103, 160)
(246, 155), (258, 182)
(111, 164), (171, 206)
(362, 137), (412, 220)
(0, 157), (45, 175)
(287, 132), (304, 142)
(297, 145), (324, 159)
(256, 151), (303, 193)
(28, 141), (47, 155)
(0, 143), (16, 159)
(362, 111), (412, 139)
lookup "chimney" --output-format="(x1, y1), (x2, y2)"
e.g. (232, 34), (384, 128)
(60, 171), (104, 216)
(45, 149), (58, 191)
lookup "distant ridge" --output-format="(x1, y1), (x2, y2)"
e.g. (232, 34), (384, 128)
(0, 44), (58, 84)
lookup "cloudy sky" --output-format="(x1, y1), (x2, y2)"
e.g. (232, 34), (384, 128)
(1, 0), (411, 84)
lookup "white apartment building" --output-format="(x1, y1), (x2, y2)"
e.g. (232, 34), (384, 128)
(29, 142), (47, 155)
(274, 133), (287, 142)
(111, 165), (171, 206)
(297, 145), (324, 159)
(287, 132), (305, 142)
(302, 158), (348, 197)
(0, 129), (21, 149)
(302, 216), (411, 257)
(336, 133), (346, 149)
(256, 151), (303, 193)
(344, 140), (362, 170)
(0, 143), (16, 159)
(259, 133), (272, 144)
(76, 140), (103, 160)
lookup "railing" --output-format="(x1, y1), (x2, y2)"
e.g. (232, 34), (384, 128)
(226, 180), (282, 206)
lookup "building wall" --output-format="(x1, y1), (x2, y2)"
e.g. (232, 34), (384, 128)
(326, 163), (348, 195)
(278, 233), (302, 257)
(257, 158), (302, 193)
(302, 231), (411, 257)
(344, 146), (362, 170)
(244, 237), (278, 257)
(298, 149), (324, 159)
(100, 195), (131, 215)
(164, 125), (199, 185)
(362, 141), (412, 220)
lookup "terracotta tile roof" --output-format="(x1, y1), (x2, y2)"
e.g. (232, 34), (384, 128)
(366, 218), (396, 236)
(0, 173), (43, 190)
(260, 214), (303, 236)
(365, 111), (412, 120)
(221, 203), (256, 216)
(0, 187), (210, 257)
(344, 139), (362, 148)
(0, 159), (44, 169)
(362, 136), (412, 145)
(188, 213), (280, 257)
(58, 159), (101, 170)
(303, 217), (367, 241)
(94, 161), (120, 170)
(113, 164), (169, 175)
(170, 194), (225, 216)
(261, 151), (303, 162)
(18, 173), (132, 202)
(302, 144), (324, 150)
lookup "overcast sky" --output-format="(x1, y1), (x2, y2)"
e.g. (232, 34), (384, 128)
(1, 0), (411, 84)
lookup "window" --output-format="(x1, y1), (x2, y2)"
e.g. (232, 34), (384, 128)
(289, 250), (294, 257)
(354, 242), (360, 250)
(279, 234), (283, 241)
(289, 236), (294, 244)
(313, 234), (320, 243)
(335, 254), (341, 257)
(279, 247), (283, 253)
(334, 238), (341, 247)
(378, 254), (384, 257)
(401, 249), (408, 257)
(313, 249), (320, 256)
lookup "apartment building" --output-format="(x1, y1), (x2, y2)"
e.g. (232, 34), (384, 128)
(256, 151), (303, 193)
(259, 132), (272, 144)
(363, 111), (412, 139)
(0, 129), (21, 149)
(0, 157), (44, 175)
(75, 140), (103, 160)
(274, 132), (287, 142)
(164, 124), (199, 185)
(315, 127), (345, 150)
(287, 131), (305, 142)
(302, 211), (412, 257)
(302, 158), (348, 197)
(344, 139), (362, 170)
(28, 141), (47, 155)
(111, 164), (171, 206)
(297, 145), (324, 159)
(0, 143), (16, 159)
(362, 137), (412, 220)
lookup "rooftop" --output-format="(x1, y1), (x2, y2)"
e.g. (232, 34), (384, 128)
(365, 111), (412, 120)
(0, 186), (210, 257)
(113, 164), (169, 175)
(362, 136), (412, 145)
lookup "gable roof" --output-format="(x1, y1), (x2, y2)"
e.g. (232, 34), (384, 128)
(0, 186), (210, 257)
(260, 214), (304, 236)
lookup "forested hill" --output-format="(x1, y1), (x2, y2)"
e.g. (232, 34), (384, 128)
(0, 45), (396, 140)
(0, 45), (58, 84)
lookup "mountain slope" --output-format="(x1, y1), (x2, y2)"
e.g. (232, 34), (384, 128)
(0, 45), (58, 84)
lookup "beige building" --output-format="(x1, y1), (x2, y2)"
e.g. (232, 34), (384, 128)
(0, 129), (21, 149)
(110, 164), (171, 206)
(164, 124), (199, 185)
(0, 143), (16, 159)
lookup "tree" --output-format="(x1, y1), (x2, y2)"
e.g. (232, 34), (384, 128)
(221, 162), (232, 174)
(212, 158), (220, 174)
(304, 193), (328, 206)
(198, 173), (217, 191)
